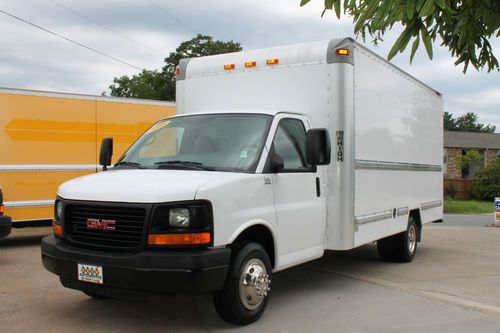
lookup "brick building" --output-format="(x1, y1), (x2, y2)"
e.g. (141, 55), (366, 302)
(444, 131), (500, 180)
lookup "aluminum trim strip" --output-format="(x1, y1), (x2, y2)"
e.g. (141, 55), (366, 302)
(355, 160), (442, 172)
(5, 200), (55, 208)
(0, 164), (99, 172)
(355, 210), (393, 225)
(397, 207), (409, 216)
(421, 200), (442, 210)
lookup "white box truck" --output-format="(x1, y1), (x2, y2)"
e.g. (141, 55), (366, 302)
(42, 38), (443, 325)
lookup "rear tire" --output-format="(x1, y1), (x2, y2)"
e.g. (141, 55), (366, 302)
(377, 216), (418, 263)
(213, 242), (272, 325)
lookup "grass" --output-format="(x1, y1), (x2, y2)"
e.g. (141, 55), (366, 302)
(443, 199), (495, 214)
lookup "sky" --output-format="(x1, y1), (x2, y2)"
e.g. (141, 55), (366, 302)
(0, 0), (499, 131)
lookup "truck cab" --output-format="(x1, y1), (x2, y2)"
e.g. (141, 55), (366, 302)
(42, 110), (330, 324)
(0, 187), (12, 239)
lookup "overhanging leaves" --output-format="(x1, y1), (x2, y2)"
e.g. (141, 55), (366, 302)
(301, 0), (500, 72)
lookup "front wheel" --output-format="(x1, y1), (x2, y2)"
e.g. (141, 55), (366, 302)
(213, 242), (272, 325)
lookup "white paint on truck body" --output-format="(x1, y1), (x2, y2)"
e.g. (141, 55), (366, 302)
(176, 38), (443, 268)
(58, 38), (443, 273)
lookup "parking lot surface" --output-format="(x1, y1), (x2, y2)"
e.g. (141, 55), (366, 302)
(1, 222), (500, 332)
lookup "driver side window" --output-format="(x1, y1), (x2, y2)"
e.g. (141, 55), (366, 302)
(272, 118), (313, 172)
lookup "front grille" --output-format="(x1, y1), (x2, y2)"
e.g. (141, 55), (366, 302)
(65, 204), (147, 250)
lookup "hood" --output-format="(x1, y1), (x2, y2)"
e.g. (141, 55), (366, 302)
(58, 169), (233, 203)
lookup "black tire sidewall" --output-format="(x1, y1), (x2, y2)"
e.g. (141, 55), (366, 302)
(214, 242), (272, 325)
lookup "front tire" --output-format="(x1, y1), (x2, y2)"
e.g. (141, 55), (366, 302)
(213, 242), (272, 325)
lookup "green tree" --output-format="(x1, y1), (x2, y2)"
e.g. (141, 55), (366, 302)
(109, 70), (167, 100)
(109, 35), (242, 100)
(444, 112), (496, 132)
(458, 150), (483, 170)
(473, 158), (500, 201)
(300, 0), (500, 73)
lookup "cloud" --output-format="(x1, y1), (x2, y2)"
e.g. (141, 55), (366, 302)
(0, 0), (498, 130)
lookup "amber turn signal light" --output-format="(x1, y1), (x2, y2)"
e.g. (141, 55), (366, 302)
(52, 222), (63, 237)
(148, 232), (211, 246)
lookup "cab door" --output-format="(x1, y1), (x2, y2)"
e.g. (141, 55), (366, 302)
(266, 115), (326, 269)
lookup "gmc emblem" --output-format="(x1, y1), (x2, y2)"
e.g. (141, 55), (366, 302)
(86, 218), (116, 231)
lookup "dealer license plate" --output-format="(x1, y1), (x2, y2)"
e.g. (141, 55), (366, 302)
(77, 263), (103, 284)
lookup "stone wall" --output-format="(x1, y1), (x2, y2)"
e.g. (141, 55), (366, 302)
(445, 147), (463, 179)
(485, 149), (498, 166)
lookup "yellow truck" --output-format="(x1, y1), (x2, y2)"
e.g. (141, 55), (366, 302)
(0, 87), (175, 228)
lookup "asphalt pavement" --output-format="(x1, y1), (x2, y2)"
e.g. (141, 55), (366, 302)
(1, 217), (500, 332)
(443, 213), (496, 227)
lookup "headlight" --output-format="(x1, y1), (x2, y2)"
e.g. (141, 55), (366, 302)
(169, 208), (190, 227)
(149, 201), (213, 247)
(56, 201), (62, 220)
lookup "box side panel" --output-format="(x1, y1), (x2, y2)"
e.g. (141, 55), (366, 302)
(0, 93), (96, 222)
(0, 93), (176, 222)
(352, 45), (443, 246)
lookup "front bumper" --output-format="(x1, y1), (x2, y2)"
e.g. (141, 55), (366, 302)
(0, 215), (12, 238)
(41, 235), (231, 298)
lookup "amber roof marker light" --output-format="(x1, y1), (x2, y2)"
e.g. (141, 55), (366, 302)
(266, 59), (279, 65)
(244, 61), (256, 68)
(224, 64), (235, 70)
(336, 48), (350, 56)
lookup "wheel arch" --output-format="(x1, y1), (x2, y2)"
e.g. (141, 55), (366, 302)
(409, 209), (422, 242)
(229, 222), (277, 269)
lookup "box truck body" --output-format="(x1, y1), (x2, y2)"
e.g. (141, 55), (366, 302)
(0, 88), (175, 226)
(42, 38), (443, 324)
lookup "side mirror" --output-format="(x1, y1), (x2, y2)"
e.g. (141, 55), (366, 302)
(99, 137), (113, 171)
(306, 129), (331, 166)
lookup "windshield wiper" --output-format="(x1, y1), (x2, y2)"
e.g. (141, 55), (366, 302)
(114, 161), (146, 169)
(154, 160), (215, 171)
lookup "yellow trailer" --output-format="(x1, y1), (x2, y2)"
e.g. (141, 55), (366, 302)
(0, 87), (175, 226)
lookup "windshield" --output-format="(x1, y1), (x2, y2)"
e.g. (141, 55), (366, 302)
(116, 113), (272, 172)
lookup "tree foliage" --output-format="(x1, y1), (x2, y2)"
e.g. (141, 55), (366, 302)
(109, 70), (167, 100)
(473, 158), (500, 201)
(300, 0), (500, 73)
(443, 111), (496, 132)
(458, 149), (483, 170)
(109, 35), (242, 100)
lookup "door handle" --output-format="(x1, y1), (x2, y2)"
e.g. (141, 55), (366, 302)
(315, 177), (320, 197)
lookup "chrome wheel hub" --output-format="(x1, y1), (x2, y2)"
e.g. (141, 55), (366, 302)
(239, 258), (271, 310)
(408, 224), (417, 255)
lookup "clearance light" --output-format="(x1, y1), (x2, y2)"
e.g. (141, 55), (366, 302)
(266, 58), (279, 65)
(148, 232), (211, 246)
(224, 64), (235, 70)
(175, 67), (181, 76)
(336, 48), (350, 56)
(52, 222), (63, 237)
(244, 61), (256, 68)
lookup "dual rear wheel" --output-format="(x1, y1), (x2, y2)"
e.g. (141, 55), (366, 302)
(377, 216), (418, 262)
